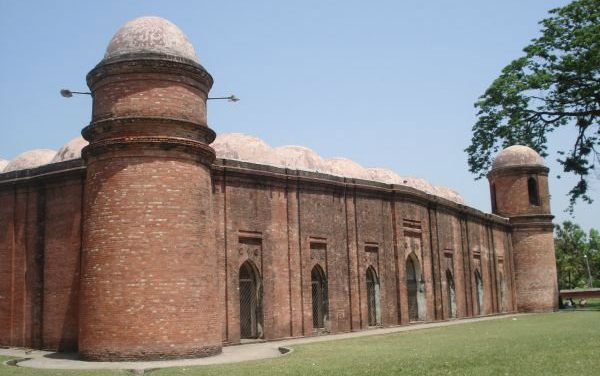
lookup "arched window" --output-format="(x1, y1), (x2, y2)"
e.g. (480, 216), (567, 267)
(239, 261), (262, 339)
(366, 266), (381, 326)
(311, 264), (329, 330)
(446, 270), (456, 319)
(528, 177), (540, 206)
(406, 253), (426, 321)
(474, 270), (484, 316)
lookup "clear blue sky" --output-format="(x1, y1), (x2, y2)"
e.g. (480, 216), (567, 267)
(0, 0), (597, 232)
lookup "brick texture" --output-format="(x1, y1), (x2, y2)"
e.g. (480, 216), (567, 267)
(488, 166), (558, 312)
(0, 54), (557, 360)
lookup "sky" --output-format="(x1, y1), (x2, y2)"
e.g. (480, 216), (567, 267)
(0, 0), (597, 232)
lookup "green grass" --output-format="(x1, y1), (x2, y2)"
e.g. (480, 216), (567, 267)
(2, 311), (599, 375)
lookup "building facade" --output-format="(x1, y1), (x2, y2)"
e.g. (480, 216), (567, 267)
(0, 17), (558, 361)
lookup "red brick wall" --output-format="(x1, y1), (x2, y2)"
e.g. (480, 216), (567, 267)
(42, 178), (82, 351)
(511, 228), (558, 312)
(77, 55), (220, 361)
(1, 159), (521, 354)
(91, 74), (207, 124)
(212, 162), (514, 345)
(489, 166), (558, 312)
(0, 168), (83, 350)
(79, 151), (220, 360)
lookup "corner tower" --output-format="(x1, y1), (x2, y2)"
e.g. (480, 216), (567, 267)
(488, 145), (558, 312)
(79, 17), (221, 360)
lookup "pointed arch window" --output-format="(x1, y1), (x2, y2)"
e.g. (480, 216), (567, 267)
(474, 270), (484, 316)
(406, 253), (426, 321)
(239, 261), (263, 339)
(366, 266), (381, 326)
(311, 264), (329, 330)
(446, 270), (456, 319)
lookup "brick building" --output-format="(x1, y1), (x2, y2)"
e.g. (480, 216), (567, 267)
(0, 17), (558, 361)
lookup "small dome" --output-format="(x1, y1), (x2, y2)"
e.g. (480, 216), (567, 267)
(272, 146), (326, 172)
(3, 149), (56, 173)
(212, 133), (272, 163)
(324, 158), (371, 180)
(0, 159), (8, 172)
(104, 16), (199, 63)
(491, 145), (545, 170)
(51, 136), (89, 163)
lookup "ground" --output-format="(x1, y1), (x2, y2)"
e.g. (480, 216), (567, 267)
(2, 306), (599, 376)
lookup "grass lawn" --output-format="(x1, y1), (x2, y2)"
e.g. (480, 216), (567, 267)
(2, 311), (599, 375)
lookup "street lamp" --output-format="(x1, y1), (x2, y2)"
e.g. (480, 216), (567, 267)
(60, 89), (91, 97)
(208, 95), (240, 102)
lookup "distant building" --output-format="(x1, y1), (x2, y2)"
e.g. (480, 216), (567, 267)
(0, 17), (558, 361)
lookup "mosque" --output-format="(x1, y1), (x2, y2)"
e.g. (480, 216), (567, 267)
(0, 17), (558, 361)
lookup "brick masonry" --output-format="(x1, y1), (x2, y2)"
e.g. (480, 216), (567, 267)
(0, 43), (557, 360)
(0, 151), (561, 359)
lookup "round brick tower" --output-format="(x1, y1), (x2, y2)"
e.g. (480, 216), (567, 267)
(79, 17), (221, 360)
(488, 145), (558, 312)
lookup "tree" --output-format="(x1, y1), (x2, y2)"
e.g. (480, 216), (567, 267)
(554, 221), (599, 289)
(467, 0), (600, 212)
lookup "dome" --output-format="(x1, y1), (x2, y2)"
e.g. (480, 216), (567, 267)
(0, 159), (8, 172)
(491, 145), (545, 170)
(104, 16), (199, 63)
(324, 158), (371, 180)
(51, 137), (89, 163)
(366, 167), (403, 184)
(212, 133), (272, 163)
(3, 149), (56, 173)
(272, 146), (326, 172)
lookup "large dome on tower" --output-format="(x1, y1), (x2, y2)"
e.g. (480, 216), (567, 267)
(103, 16), (199, 63)
(491, 145), (545, 170)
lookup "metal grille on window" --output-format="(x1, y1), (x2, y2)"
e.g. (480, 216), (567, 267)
(366, 267), (379, 326)
(407, 258), (418, 321)
(239, 261), (261, 339)
(311, 265), (328, 330)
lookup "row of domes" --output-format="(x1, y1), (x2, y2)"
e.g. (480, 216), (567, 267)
(0, 137), (88, 173)
(0, 134), (465, 203)
(0, 132), (545, 205)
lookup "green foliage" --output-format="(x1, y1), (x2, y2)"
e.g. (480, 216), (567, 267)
(467, 0), (600, 211)
(555, 220), (600, 289)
